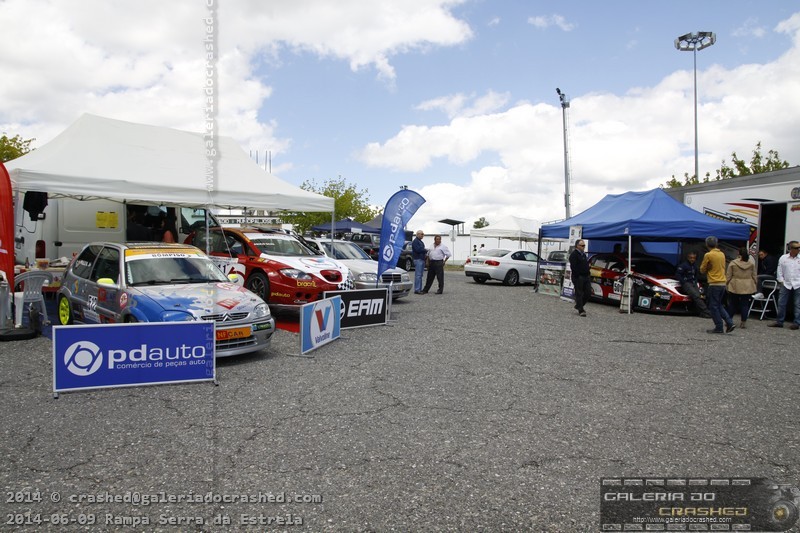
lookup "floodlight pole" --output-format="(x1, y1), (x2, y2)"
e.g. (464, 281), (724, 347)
(556, 88), (571, 219)
(675, 31), (716, 181)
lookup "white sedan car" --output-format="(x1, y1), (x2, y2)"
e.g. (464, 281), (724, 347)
(464, 248), (540, 286)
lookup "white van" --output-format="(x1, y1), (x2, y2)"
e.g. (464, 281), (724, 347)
(13, 192), (214, 265)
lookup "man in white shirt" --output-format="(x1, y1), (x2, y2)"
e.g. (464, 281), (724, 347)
(421, 235), (451, 294)
(768, 240), (800, 329)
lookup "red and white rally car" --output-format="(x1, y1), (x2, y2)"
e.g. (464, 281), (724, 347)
(589, 253), (694, 313)
(186, 227), (354, 311)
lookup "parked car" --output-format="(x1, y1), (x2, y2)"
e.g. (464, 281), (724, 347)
(57, 242), (275, 357)
(464, 249), (540, 286)
(546, 250), (569, 263)
(185, 227), (354, 311)
(304, 238), (412, 299)
(398, 241), (415, 271)
(344, 232), (382, 260)
(588, 253), (693, 313)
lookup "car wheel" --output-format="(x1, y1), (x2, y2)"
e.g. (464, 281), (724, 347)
(503, 270), (520, 286)
(404, 257), (413, 271)
(58, 295), (74, 325)
(245, 271), (270, 302)
(474, 277), (487, 284)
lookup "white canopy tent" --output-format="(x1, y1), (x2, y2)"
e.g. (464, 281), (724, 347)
(5, 113), (333, 212)
(470, 215), (539, 242)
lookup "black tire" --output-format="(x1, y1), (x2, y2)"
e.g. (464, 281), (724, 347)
(403, 257), (413, 271)
(245, 271), (270, 302)
(503, 270), (520, 286)
(473, 277), (487, 284)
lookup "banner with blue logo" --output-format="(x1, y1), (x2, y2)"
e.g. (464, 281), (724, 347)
(53, 322), (216, 394)
(377, 189), (426, 280)
(300, 296), (342, 355)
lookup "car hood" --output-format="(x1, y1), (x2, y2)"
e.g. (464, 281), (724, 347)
(260, 254), (349, 278)
(335, 258), (381, 275)
(131, 282), (263, 316)
(634, 273), (684, 294)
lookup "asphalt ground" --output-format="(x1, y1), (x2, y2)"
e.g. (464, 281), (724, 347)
(1, 271), (798, 532)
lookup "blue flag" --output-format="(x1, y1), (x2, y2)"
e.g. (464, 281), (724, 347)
(377, 189), (426, 280)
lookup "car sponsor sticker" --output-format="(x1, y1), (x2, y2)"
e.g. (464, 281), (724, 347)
(216, 326), (251, 341)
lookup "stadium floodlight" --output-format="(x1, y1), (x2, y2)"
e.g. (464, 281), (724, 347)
(675, 32), (716, 181)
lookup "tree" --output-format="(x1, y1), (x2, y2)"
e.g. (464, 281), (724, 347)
(662, 142), (790, 188)
(280, 177), (381, 234)
(715, 141), (789, 180)
(0, 134), (35, 162)
(473, 217), (489, 229)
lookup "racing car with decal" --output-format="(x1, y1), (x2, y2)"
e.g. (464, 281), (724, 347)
(589, 253), (694, 313)
(185, 227), (354, 310)
(57, 242), (275, 357)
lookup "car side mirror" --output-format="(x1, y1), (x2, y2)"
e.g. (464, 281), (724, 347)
(97, 278), (119, 289)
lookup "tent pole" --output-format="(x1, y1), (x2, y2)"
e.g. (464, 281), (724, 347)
(627, 235), (632, 315)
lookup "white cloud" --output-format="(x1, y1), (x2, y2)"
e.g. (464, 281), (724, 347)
(416, 90), (510, 119)
(732, 17), (767, 38)
(527, 14), (576, 32)
(360, 23), (800, 232)
(0, 0), (473, 151)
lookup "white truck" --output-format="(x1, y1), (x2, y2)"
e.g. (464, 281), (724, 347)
(665, 166), (800, 257)
(13, 192), (213, 265)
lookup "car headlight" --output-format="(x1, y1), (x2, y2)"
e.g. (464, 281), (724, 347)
(401, 273), (410, 282)
(280, 268), (313, 280)
(358, 272), (378, 282)
(252, 302), (271, 319)
(160, 310), (196, 322)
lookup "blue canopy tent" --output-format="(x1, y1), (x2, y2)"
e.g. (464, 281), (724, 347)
(311, 217), (381, 234)
(539, 188), (750, 241)
(538, 188), (751, 312)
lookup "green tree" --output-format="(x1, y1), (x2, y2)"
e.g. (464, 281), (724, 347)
(662, 142), (790, 188)
(715, 141), (789, 180)
(473, 217), (489, 229)
(0, 134), (35, 162)
(280, 177), (380, 234)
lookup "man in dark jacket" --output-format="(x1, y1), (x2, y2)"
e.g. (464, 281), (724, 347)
(411, 230), (427, 294)
(569, 240), (591, 317)
(675, 252), (710, 317)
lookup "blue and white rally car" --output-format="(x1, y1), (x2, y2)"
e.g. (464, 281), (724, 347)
(57, 242), (275, 357)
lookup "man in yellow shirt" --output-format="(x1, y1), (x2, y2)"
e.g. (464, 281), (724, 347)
(700, 236), (735, 334)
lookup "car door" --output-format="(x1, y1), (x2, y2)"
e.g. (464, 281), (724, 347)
(86, 246), (122, 323)
(512, 251), (539, 282)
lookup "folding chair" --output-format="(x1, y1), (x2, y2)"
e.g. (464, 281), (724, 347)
(748, 278), (778, 321)
(13, 270), (55, 327)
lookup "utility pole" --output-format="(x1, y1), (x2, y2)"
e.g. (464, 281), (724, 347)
(556, 88), (571, 218)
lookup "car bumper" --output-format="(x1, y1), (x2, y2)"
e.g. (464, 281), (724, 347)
(353, 280), (412, 299)
(215, 318), (275, 357)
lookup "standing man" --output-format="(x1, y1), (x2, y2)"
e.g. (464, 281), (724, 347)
(767, 240), (800, 330)
(568, 240), (591, 317)
(699, 236), (735, 334)
(675, 252), (710, 318)
(421, 235), (451, 294)
(411, 230), (427, 295)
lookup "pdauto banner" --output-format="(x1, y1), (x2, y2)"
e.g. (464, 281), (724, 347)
(377, 189), (426, 280)
(53, 322), (216, 394)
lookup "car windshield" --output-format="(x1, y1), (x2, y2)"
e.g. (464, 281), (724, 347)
(127, 256), (228, 285)
(250, 237), (315, 256)
(327, 242), (372, 260)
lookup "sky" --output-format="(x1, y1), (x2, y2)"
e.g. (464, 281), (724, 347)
(2, 0), (799, 234)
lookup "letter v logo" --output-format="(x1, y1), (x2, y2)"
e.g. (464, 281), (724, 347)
(315, 307), (330, 330)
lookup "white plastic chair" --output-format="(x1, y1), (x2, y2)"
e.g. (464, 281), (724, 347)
(13, 270), (55, 327)
(748, 278), (778, 321)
